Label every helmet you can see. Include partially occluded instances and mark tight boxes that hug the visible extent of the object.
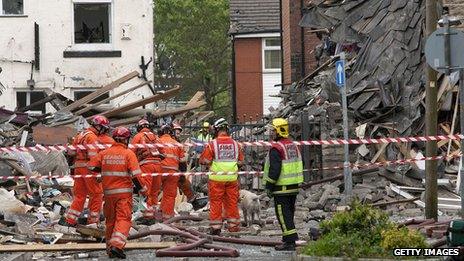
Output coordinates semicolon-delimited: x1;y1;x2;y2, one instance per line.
91;115;110;133
112;127;131;141
271;118;289;138
137;119;150;131
160;124;173;135
213;118;229;131
172;123;182;132
202;122;210;129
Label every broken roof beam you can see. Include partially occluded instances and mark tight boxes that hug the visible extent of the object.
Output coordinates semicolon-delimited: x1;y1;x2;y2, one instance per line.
59;71;139;113
74;81;151;116
16;92;59;112
98;86;181;118
111;100;207;126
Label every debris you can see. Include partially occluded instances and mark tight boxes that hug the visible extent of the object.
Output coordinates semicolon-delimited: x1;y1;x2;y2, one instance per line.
0;242;176;252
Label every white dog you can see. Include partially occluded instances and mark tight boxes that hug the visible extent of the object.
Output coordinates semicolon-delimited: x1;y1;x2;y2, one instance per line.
239;190;262;227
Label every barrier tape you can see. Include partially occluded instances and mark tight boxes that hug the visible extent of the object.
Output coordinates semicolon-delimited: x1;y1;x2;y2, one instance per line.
1;134;463;152
1;154;461;181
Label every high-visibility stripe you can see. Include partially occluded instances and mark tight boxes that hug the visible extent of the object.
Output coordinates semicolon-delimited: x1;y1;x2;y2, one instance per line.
112;231;127;241
109;237;125;246
139;159;160;165
210;220;223;225
74;162;87;168
264;176;276;184
131;169;142;176
101;171;129;177
104;187;132;195
227;218;240;223
282;229;297;236
67;209;81;215
164;153;179;160
162;166;179;171
89;211;99;217
65;213;78;220
88;152;97;157
277;204;288;232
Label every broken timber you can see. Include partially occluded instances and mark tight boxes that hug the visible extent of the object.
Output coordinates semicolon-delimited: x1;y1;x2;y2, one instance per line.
98;86;181;119
58;71;139;113
390;183;443;215
74;81;151;116
111;99;207;126
0;242;176;252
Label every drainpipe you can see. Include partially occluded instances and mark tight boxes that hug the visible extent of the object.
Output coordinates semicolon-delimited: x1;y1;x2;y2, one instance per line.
279;0;284;83
231;35;237;124
300;0;306;78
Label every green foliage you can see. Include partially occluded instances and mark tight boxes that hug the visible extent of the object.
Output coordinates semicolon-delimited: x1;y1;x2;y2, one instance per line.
304;201;428;258
154;0;231;117
381;227;427;251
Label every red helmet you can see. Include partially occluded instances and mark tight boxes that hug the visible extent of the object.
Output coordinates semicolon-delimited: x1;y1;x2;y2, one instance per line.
160;124;172;135
138;119;149;126
91;115;110;129
172;123;182;132
112;127;131;140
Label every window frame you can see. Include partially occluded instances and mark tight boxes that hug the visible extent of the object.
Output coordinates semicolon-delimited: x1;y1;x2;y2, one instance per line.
71;0;113;51
262;37;282;73
0;0;25;16
16;90;46;114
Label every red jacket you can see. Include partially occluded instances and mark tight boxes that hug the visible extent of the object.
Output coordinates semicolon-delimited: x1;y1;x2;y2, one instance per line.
159;134;185;172
131;128;161;165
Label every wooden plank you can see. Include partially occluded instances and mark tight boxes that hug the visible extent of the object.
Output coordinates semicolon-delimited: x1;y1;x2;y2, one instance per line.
440;123;461;149
185;91;205;107
371;143;388;163
74;81;151;116
111;100;206;126
99;86;181;118
59;71;139;112
32;125;78;145
0;242;176;252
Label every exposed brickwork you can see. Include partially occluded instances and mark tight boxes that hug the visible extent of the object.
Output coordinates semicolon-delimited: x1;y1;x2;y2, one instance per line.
281;0;320;85
234;38;263;123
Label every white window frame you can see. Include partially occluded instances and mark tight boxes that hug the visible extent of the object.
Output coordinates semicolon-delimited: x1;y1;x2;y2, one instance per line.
16;90;46;114
0;0;25;16
262;37;281;73
71;0;114;51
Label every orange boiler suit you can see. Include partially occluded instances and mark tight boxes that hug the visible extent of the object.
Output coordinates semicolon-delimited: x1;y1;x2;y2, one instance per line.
131;128;162;218
88;143;143;251
200;133;244;232
65;128;114;225
159;134;185;220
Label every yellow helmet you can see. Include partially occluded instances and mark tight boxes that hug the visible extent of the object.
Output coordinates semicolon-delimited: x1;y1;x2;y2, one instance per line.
271;118;289;138
202;122;210;128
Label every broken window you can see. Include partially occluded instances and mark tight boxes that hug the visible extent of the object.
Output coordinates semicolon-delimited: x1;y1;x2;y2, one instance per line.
74;90;109;104
1;0;23;15
74;3;110;43
263;38;281;71
16;91;46;113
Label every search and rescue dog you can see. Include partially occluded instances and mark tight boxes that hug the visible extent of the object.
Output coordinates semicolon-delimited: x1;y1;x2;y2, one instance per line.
239;190;264;227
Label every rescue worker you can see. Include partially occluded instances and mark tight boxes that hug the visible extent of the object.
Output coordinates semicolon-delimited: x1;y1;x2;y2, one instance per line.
263;118;304;251
88;127;146;259
158;124;185;220
61;115;111;227
131;119;163;219
200;118;243;235
172;123;205;210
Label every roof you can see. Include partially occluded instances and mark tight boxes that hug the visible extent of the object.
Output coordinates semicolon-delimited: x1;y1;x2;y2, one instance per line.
229;0;280;35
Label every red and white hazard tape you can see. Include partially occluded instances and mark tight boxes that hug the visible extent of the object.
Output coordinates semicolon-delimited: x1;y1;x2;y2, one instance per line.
1;153;461;181
1;134;463;152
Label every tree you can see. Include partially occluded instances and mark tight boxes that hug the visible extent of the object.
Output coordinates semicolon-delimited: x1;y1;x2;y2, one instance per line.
153;0;231;117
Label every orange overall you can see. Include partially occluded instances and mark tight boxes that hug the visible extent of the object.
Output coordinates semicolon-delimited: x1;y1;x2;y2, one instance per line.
159;134;185;220
131;128;162;218
200;133;243;232
88;143;143;251
65;128;113;225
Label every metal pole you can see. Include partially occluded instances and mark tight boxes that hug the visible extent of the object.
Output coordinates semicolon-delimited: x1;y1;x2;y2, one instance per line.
301;111;311;182
425;0;439;220
340;52;352;197
459;69;464;215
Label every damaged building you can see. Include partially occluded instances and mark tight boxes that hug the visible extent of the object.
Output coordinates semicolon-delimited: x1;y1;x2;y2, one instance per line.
0;0;155;114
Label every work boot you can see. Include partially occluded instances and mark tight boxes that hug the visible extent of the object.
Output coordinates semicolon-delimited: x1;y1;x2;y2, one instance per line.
191;196;208;210
109;247;126;259
58;217;76;227
274;242;296;251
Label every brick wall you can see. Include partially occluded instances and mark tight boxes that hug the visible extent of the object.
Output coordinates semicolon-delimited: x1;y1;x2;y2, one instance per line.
234;38;263;123
281;0;320;84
